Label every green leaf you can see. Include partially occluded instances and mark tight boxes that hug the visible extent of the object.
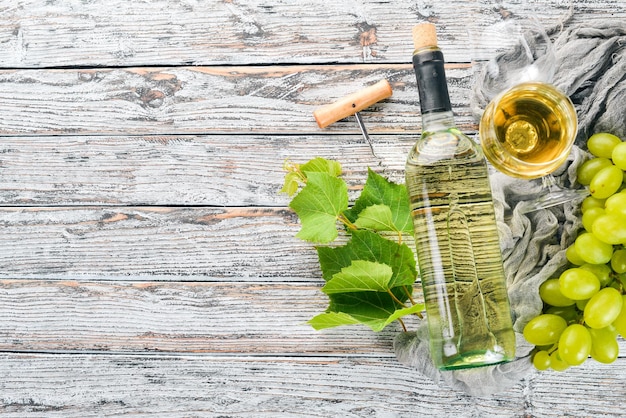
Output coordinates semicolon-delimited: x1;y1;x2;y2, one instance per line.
345;168;413;234
307;312;361;330
280;171;301;196
300;157;342;178
316;230;416;288
383;303;425;328
354;204;397;232
289;171;348;243
326;290;419;332
322;260;393;294
307;302;423;332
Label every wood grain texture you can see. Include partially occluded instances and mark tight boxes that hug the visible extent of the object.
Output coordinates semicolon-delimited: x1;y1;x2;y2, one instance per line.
2;0;616;68
1;278;623;357
1;353;626;417
0;134;415;206
1;0;622;68
0;64;476;136
0;354;527;417
0;206;326;280
0;279;410;354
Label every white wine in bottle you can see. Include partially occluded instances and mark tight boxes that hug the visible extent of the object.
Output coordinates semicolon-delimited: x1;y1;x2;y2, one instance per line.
405;23;516;370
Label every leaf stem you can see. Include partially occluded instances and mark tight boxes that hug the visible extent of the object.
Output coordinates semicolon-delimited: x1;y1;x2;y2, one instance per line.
403;286;416;304
387;289;407;308
398;317;407;332
338;213;358;231
403;285;423;319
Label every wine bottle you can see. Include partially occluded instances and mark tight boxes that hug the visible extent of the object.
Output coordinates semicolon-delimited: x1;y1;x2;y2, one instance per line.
405;23;516;370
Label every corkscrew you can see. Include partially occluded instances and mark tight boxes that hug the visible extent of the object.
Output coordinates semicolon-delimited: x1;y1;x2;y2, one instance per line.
313;79;393;159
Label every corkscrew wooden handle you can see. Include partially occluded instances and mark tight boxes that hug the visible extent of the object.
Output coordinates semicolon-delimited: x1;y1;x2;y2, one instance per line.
313;79;393;128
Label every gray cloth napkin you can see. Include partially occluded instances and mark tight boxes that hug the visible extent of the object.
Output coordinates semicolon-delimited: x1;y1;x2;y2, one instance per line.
394;20;626;396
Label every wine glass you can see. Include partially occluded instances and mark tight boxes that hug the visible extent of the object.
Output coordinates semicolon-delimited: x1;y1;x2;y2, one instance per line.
471;11;588;213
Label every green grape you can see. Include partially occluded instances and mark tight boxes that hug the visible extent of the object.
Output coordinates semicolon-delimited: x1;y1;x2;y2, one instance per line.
582;207;605;233
577;158;614;186
611;249;626;274
589;326;619;364
583;287;623;329
580;263;613;287
574;232;614;264
611;140;626;170
589;165;623;199
605;192;626;218
612;296;626;337
587;132;622;158
559;268;601;300
523;314;568;346
539;278;575;307
550;350;570;371
532;350;552;371
558;324;592;366
591;213;626;245
576;298;590;311
565;244;585;265
546;305;581;324
581;196;607;213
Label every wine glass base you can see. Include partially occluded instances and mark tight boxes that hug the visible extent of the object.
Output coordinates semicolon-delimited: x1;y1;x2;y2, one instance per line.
519;188;589;214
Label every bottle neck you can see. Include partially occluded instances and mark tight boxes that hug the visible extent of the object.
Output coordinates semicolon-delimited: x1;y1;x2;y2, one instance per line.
421;110;456;133
412;47;453;129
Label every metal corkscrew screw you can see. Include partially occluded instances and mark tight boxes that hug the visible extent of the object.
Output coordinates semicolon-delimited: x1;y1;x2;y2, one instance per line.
313;79;393;158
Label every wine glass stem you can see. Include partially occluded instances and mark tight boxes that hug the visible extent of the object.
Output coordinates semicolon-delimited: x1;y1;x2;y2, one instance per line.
542;174;559;193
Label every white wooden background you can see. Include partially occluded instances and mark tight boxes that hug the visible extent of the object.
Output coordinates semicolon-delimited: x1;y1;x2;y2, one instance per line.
1;1;625;416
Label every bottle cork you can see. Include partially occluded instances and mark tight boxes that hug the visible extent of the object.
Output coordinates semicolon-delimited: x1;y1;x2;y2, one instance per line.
412;23;438;50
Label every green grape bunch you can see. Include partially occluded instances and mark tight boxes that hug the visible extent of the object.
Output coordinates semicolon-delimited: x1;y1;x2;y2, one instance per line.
527;133;626;372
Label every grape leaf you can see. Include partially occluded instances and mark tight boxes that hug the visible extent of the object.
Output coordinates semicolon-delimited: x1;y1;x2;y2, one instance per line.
354;204;397;232
282;157;422;333
308;302;423;331
281;158;341;197
325;290;422;332
345;168;413;234
307;312;361;330
280;171;301;196
289;171;348;243
300;157;342;177
382;303;424;328
316;229;416;288
322;260;393;294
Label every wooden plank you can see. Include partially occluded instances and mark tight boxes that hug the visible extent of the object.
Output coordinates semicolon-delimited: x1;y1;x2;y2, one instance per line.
1;353;626;416
0;353;525;416
0;279;414;355
3;278;624;357
0;0;626;68
0;64;477;136
0;206;328;280
0;134;420;206
0;1;619;68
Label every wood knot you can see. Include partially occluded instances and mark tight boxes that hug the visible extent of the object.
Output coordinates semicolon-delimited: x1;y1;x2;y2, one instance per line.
356;22;378;60
140;89;165;108
358;24;377;47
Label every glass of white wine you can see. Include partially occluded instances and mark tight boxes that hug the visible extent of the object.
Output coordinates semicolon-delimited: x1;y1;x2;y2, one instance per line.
471;10;588;213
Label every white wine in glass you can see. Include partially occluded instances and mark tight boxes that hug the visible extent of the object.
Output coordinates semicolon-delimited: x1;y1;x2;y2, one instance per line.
480;81;588;213
479;81;578;179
